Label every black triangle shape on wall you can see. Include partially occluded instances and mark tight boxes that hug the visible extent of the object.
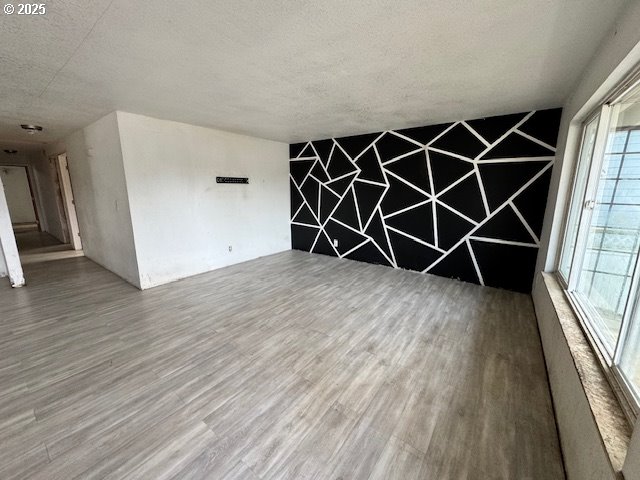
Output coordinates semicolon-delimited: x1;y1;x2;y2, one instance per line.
332;188;360;230
428;243;480;285
380;175;430;216
298;143;316;158
385;202;435;246
517;108;562;147
512;168;552;238
428;150;474;194
384;151;431;194
312;139;334;166
309;161;329;183
466;112;527;144
364;210;393;260
387;230;441;271
291;224;320;251
375;132;422;162
292;203;318;226
478;132;554;160
346;240;393;267
474;205;534;243
470;240;538;293
436;204;475;251
290;143;307;159
355;147;386;184
478;161;549;212
290;178;303;217
319;186;341;224
312;230;337;257
430;123;486;159
438;174;486;223
336;133;380;161
300;177;320;218
354;181;387;228
327;146;358;179
326;172;357;197
324;220;368;256
290;159;315;185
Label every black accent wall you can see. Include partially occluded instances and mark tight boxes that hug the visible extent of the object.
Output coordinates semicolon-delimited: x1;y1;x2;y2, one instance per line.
289;109;561;293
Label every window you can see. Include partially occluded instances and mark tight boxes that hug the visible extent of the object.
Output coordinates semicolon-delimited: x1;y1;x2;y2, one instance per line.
559;76;640;416
558;114;599;280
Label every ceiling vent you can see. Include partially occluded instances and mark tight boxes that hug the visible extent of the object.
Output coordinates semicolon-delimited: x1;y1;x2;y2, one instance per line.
20;124;43;134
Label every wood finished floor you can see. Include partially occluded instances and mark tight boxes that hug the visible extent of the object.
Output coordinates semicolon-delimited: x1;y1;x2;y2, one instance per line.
0;251;564;479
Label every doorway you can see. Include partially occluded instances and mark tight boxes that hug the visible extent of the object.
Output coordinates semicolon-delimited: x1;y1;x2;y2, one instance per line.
5;153;84;265
0;165;39;232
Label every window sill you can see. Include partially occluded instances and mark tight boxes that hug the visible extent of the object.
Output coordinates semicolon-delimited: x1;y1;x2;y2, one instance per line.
541;272;632;475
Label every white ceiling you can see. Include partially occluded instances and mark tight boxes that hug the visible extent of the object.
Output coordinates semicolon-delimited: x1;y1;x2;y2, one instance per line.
0;0;630;146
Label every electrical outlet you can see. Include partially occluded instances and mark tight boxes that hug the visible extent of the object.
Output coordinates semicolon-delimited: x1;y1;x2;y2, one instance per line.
228;245;232;252
333;239;338;248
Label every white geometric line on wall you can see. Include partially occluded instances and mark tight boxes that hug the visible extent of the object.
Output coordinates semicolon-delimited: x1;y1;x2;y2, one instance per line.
354;177;388;187
466;239;485;286
383;170;433;199
427;147;474;163
514;130;557;152
509;201;540;245
382;199;432;220
381;148;426;166
293;183;323;226
474;164;492;217
426;122;459;147
477;156;554;164
468;236;539;248
435;170;477;198
341;238;371;259
462;121;491;147
472;111;535;161
386;225;443;253
425;150;439;249
350;132;387;162
389;130;425;148
435;199;480;226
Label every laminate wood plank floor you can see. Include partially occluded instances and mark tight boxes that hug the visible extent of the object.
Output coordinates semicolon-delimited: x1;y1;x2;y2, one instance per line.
0;251;565;479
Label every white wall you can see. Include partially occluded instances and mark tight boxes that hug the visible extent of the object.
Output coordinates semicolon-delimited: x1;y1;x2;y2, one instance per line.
116;111;290;289
0;166;36;224
532;276;619;480
533;1;640;479
64;112;141;287
626;430;640;479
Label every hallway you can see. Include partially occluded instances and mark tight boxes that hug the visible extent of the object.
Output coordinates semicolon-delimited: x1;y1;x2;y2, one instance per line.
15;230;83;265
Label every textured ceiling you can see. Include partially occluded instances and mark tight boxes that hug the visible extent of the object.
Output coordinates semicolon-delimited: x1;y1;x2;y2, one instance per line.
0;0;630;147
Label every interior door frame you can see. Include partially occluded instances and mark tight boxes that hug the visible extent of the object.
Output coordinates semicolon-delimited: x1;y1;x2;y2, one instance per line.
54;153;82;250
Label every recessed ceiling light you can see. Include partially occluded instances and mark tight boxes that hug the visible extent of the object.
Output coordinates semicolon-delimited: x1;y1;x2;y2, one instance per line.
3;149;18;154
20;124;43;134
